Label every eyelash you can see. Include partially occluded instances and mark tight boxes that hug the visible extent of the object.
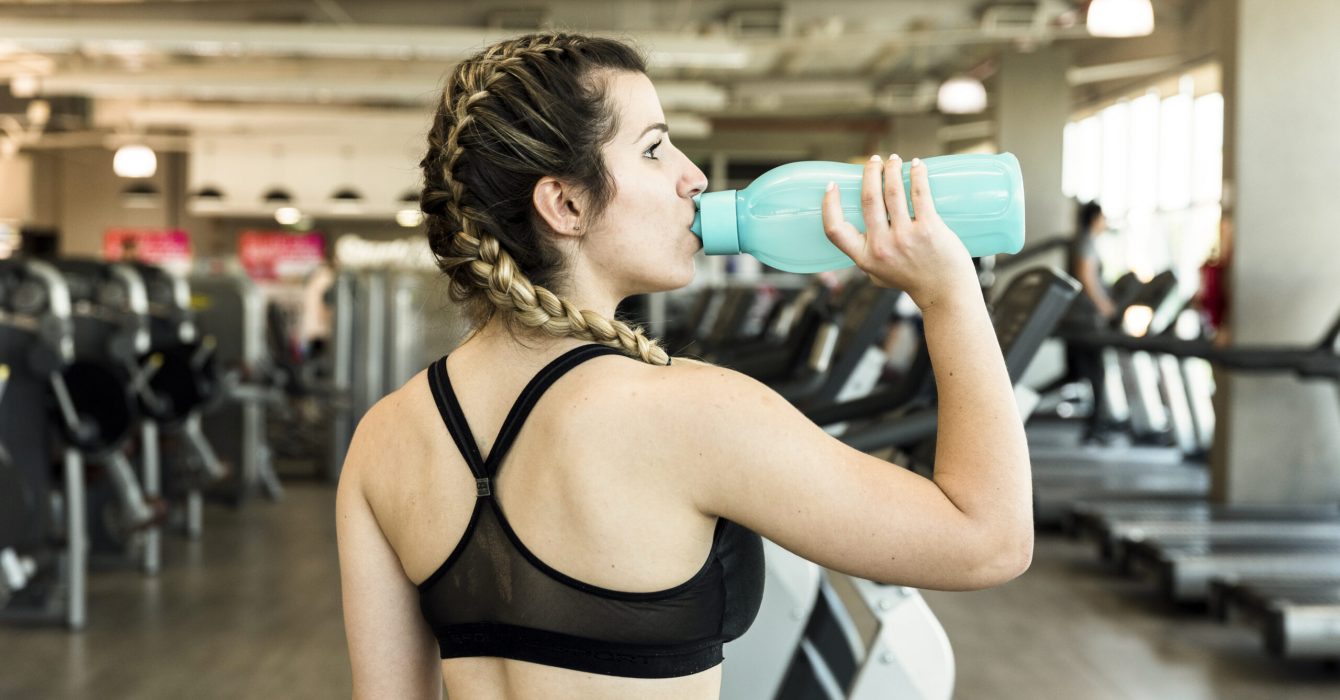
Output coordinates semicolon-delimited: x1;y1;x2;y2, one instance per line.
643;139;663;160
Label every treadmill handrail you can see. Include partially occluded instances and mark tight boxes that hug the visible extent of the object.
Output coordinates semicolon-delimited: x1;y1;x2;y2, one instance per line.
1060;314;1340;379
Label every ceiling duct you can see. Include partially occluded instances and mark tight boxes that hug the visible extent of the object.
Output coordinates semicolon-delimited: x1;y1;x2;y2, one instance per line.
937;120;995;143
875;81;940;115
3;19;750;74
735;79;874;113
121;180;161;209
0;93;91;133
978;2;1040;35
724;6;788;38
978;0;1076;37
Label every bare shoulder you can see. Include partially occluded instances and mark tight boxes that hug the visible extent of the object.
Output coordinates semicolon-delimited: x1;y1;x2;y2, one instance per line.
339;369;443;498
520;352;758;451
558;353;820;481
557;353;774;424
643;356;808;438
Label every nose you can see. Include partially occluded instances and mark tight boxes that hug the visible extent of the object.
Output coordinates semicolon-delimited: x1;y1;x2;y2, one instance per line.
681;159;708;199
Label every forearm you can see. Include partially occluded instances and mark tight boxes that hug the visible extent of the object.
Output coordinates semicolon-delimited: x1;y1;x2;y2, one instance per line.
921;289;1032;552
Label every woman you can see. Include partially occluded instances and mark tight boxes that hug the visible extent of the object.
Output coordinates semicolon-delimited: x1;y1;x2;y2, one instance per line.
1060;200;1119;443
337;33;1032;700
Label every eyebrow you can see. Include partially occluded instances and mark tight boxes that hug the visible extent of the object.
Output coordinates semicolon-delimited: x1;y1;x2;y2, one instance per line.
636;122;669;142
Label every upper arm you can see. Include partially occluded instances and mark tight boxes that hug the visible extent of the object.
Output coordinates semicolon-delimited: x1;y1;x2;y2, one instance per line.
337;405;443;700
658;362;1026;591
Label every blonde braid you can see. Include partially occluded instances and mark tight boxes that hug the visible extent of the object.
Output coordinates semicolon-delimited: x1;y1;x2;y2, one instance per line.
432;35;670;366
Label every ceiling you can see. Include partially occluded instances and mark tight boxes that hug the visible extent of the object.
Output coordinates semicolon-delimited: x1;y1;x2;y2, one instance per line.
0;0;1198;147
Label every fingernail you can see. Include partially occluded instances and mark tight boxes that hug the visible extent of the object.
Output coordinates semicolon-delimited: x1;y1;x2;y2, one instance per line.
826;181;835;192
889;154;900;163
870;154;881;162
911;157;922;167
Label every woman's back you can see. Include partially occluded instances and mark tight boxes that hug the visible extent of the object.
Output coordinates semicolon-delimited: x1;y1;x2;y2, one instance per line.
350;338;752;699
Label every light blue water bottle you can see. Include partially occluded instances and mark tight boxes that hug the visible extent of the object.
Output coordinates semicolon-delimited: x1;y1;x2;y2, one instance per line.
690;153;1026;273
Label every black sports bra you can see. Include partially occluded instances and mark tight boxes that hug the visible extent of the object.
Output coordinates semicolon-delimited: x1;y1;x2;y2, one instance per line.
417;344;765;678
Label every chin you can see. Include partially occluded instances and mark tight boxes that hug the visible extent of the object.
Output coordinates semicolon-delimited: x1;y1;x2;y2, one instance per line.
667;254;698;289
632;258;696;295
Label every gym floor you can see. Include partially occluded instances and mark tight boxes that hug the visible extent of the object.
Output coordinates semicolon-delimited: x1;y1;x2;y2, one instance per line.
1;483;1336;699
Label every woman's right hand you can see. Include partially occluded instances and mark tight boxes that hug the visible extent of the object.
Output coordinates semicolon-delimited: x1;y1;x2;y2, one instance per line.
821;154;980;311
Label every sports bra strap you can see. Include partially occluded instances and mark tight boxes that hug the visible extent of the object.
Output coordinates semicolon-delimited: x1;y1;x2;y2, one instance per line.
428;344;625;492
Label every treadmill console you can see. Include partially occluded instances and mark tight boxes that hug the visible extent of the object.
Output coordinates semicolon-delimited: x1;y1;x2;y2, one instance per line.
991;268;1081;382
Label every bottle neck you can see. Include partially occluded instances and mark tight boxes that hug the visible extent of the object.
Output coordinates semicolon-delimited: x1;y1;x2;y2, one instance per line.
691;190;741;255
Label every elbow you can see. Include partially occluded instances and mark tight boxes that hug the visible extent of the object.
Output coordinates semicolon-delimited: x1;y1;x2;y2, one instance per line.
969;530;1034;589
1000;530;1035;583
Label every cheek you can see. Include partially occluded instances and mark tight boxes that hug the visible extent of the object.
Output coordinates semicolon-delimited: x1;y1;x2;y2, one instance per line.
603;170;695;284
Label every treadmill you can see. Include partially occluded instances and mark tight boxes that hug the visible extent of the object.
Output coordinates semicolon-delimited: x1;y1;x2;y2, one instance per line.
714;279;833;384
1127;538;1340;603
681;285;758;357
710;279;827;366
1071;501;1340;567
1027;271;1145;451
1031;271;1213;525
746;277;903;409
1071;309;1340;612
1033;270;1184;458
1187;319;1340;656
812;267;1081;456
664;286;717;352
1208;576;1340;659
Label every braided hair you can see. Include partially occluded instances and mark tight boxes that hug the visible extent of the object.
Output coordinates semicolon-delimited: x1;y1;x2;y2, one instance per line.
421;32;669;365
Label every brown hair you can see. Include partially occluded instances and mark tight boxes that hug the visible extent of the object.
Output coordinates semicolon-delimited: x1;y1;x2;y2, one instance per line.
420;32;669;365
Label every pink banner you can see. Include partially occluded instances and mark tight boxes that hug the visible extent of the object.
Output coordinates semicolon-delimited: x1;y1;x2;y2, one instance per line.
238;231;326;281
103;229;192;274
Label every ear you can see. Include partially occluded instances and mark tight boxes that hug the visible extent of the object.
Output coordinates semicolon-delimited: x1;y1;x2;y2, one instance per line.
532;176;585;240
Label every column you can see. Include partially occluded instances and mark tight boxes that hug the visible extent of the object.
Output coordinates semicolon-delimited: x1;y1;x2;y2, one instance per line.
1213;0;1340;503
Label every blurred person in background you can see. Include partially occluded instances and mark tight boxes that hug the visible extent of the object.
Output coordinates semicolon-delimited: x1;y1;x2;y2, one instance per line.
1195;209;1233;345
1058;200;1120;444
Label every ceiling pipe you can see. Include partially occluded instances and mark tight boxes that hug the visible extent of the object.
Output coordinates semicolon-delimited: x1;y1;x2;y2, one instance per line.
1066;55;1183;85
0;19;750;68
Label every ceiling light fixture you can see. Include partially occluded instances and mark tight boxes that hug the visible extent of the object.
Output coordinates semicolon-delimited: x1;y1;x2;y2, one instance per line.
189;140;227;211
262;187;293;205
396;189;424;228
190;185;226;211
937;76;988;115
113;144;157;178
274;206;303;226
1087;0;1156;38
330;186;364;214
9;73;38;98
121;181;161;208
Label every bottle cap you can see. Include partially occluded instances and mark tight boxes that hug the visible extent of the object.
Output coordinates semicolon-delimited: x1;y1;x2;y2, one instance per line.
690;191;740;255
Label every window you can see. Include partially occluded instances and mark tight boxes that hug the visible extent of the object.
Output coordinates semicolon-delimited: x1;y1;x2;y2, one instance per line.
1062;64;1224;295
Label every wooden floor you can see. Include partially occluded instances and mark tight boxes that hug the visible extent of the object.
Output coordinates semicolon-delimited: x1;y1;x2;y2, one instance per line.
921;536;1340;700
2;483;1337;699
0;484;351;699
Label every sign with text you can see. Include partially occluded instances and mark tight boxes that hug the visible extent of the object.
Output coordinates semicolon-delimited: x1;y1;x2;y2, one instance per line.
103;228;193;275
237;231;326;281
